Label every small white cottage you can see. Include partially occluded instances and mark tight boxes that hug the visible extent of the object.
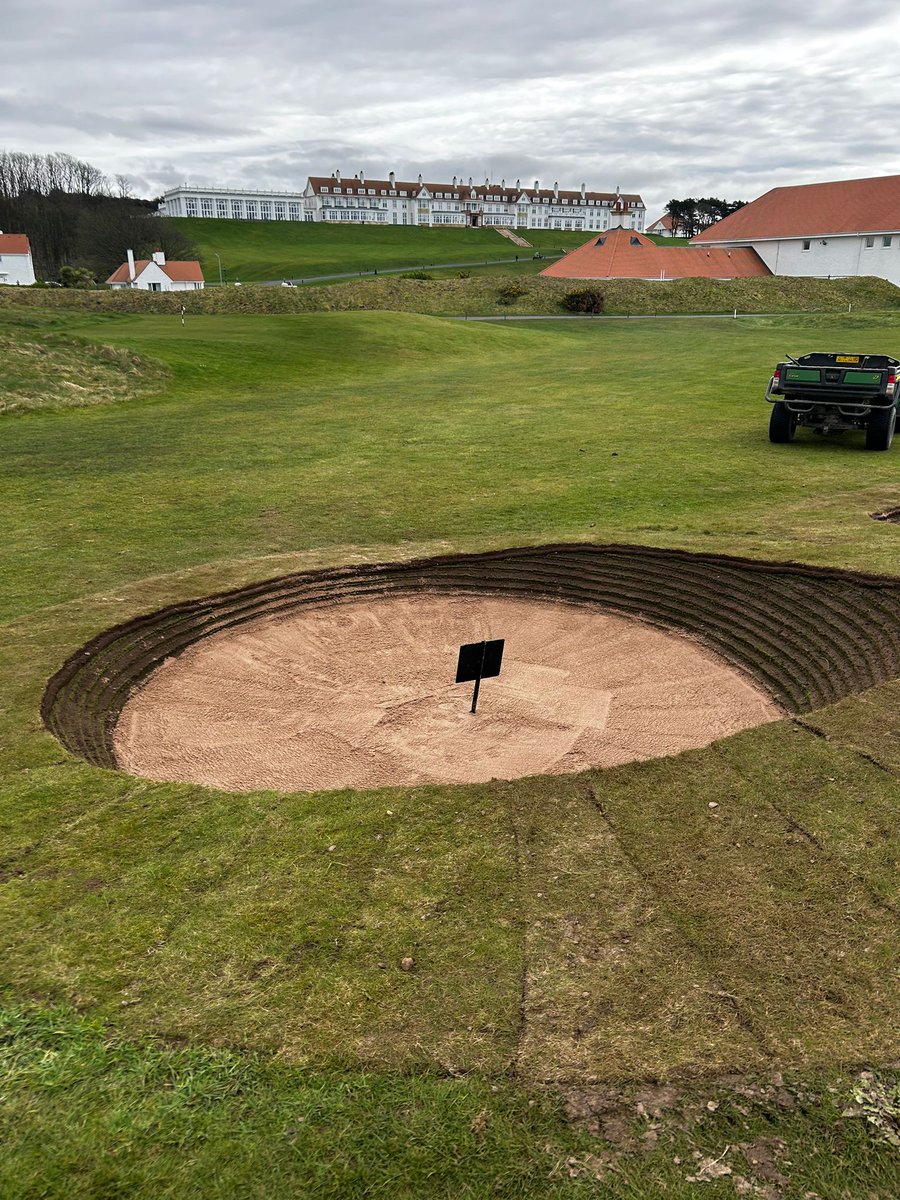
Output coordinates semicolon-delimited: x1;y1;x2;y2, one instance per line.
106;249;204;291
0;233;36;286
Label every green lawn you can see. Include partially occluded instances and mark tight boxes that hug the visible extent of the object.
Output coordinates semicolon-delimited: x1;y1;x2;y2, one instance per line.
166;216;595;281
1;305;899;1197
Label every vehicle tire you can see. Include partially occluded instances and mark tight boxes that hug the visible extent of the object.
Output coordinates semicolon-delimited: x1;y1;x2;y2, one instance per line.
865;406;896;451
769;402;796;443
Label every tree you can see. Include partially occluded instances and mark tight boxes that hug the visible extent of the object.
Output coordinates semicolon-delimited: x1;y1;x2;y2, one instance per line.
665;196;747;238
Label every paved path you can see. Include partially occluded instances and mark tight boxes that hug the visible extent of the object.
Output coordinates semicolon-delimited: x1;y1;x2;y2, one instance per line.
447;311;804;322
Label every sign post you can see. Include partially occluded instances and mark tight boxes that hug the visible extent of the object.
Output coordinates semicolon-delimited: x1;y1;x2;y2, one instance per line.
455;639;504;714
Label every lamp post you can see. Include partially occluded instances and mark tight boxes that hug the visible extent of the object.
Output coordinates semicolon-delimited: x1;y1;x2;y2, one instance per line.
214;253;224;286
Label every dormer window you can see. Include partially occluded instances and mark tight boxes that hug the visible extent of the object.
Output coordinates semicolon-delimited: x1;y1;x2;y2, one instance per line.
334;187;342;193
368;189;375;195
322;187;329;193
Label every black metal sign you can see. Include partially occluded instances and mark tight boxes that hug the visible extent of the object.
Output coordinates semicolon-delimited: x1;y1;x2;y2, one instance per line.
455;639;504;713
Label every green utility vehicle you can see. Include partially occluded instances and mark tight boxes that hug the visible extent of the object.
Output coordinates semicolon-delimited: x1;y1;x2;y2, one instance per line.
766;352;899;450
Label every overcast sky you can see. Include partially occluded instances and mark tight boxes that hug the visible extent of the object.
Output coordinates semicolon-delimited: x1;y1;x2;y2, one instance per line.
3;0;898;217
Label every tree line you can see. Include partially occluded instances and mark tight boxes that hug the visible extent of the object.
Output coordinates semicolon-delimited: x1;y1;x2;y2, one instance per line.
0;150;196;282
664;197;746;239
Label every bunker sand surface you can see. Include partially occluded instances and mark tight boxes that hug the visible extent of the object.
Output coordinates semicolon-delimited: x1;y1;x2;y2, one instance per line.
114;595;780;792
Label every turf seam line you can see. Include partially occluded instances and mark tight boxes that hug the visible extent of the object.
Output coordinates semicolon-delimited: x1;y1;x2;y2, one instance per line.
584;778;776;1059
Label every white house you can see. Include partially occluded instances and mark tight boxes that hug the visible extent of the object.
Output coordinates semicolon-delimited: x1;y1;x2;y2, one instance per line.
106;249;204;291
0;233;36;285
646;213;677;237
159;173;646;234
692;174;900;286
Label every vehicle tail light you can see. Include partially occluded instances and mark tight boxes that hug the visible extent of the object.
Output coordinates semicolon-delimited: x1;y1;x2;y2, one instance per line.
772;368;781;386
888;373;896;394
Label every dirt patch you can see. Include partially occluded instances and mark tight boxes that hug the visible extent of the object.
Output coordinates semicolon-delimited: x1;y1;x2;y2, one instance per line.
113;595;779;792
871;505;900;523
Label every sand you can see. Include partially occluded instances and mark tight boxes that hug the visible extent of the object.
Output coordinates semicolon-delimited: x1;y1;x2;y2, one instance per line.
113;594;781;792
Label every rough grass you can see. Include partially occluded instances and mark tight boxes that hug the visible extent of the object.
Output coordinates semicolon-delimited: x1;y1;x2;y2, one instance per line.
2;306;900;1196
3;272;899;319
0;329;169;415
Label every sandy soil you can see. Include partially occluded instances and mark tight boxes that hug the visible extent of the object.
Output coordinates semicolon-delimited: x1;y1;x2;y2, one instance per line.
114;594;781;792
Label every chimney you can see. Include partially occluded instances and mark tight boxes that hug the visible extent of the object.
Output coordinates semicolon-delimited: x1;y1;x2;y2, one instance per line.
359;170;365;184
452;175;457;186
581;182;586;199
126;249;136;282
418;173;423;185
484;176;489;187
468;176;473;187
516;178;520;190
501;178;505;189
152;249;166;266
335;169;341;183
553;181;559;197
389;171;395;187
534;179;539;190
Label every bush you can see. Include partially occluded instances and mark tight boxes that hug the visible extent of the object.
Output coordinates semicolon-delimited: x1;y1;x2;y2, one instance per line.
400;271;434;281
58;265;96;290
456;270;471;279
496;280;529;305
561;287;605;314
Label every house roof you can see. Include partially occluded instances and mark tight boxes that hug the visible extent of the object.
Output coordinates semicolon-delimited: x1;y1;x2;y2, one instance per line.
647;213;674;231
693;174;900;243
0;234;31;255
106;258;204;284
306;175;642;207
540;227;770;280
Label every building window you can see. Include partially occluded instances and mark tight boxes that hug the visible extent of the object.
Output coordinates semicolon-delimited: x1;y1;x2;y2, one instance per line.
274;202;286;219
865;236;875;247
185;197;198;216
246;201;258;219
200;198;213;217
802;240;811;250
884;236;892;247
231;200;243;219
288;203;300;220
216;199;228;218
260;202;272;219
321;187;329;193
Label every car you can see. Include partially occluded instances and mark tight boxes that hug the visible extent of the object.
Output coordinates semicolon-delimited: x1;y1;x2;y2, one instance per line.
280;280;296;287
766;352;899;450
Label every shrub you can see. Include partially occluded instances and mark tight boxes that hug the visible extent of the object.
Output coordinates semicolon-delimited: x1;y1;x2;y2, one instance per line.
496;280;529;305
456;270;471;279
58;265;96;289
561;287;605;314
400;271;434;281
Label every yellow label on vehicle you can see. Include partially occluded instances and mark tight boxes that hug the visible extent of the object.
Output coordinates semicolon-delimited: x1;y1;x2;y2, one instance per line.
836;355;860;363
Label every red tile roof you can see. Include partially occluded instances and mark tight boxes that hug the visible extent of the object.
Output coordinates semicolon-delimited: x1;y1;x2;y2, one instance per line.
540;227;770;280
106;258;204;284
306;175;642;206
647;213;674;232
693;174;900;243
0;234;31;255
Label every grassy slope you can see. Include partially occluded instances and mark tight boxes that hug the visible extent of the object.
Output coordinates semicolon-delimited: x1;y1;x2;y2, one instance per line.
1;306;899;1196
166;216;592;281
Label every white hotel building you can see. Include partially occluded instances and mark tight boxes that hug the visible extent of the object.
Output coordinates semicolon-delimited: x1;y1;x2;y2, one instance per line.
158;172;645;234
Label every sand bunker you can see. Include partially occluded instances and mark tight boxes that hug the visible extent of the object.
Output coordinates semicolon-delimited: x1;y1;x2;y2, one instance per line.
113;594;780;792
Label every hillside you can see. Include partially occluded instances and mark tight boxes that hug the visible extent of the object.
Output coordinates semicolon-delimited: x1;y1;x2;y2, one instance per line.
162;216;595;281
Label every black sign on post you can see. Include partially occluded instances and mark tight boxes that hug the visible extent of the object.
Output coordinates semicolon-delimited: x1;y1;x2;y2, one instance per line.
455;639;504;713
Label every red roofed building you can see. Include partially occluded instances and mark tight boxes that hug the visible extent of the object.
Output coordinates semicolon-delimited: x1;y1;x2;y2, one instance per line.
539;228;769;281
646;213;677;237
106;249;204;291
0;232;36;286
692;175;900;285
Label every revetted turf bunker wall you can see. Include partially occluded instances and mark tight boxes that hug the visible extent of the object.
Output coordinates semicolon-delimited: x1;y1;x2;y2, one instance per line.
42;543;900;772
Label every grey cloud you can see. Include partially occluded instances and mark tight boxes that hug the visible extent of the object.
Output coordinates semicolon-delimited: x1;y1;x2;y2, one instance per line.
0;0;896;219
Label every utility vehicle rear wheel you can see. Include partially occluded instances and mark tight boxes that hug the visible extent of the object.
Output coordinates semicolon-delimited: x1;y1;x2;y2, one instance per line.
769;402;796;443
866;406;897;451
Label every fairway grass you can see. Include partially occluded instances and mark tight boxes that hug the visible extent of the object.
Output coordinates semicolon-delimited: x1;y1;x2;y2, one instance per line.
1;305;899;1197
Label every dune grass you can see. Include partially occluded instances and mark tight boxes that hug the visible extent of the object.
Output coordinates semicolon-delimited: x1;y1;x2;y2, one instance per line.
1;304;899;1196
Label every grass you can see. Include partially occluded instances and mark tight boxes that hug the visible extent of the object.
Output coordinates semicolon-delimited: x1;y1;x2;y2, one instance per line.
165;216;592;282
1;301;900;1195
